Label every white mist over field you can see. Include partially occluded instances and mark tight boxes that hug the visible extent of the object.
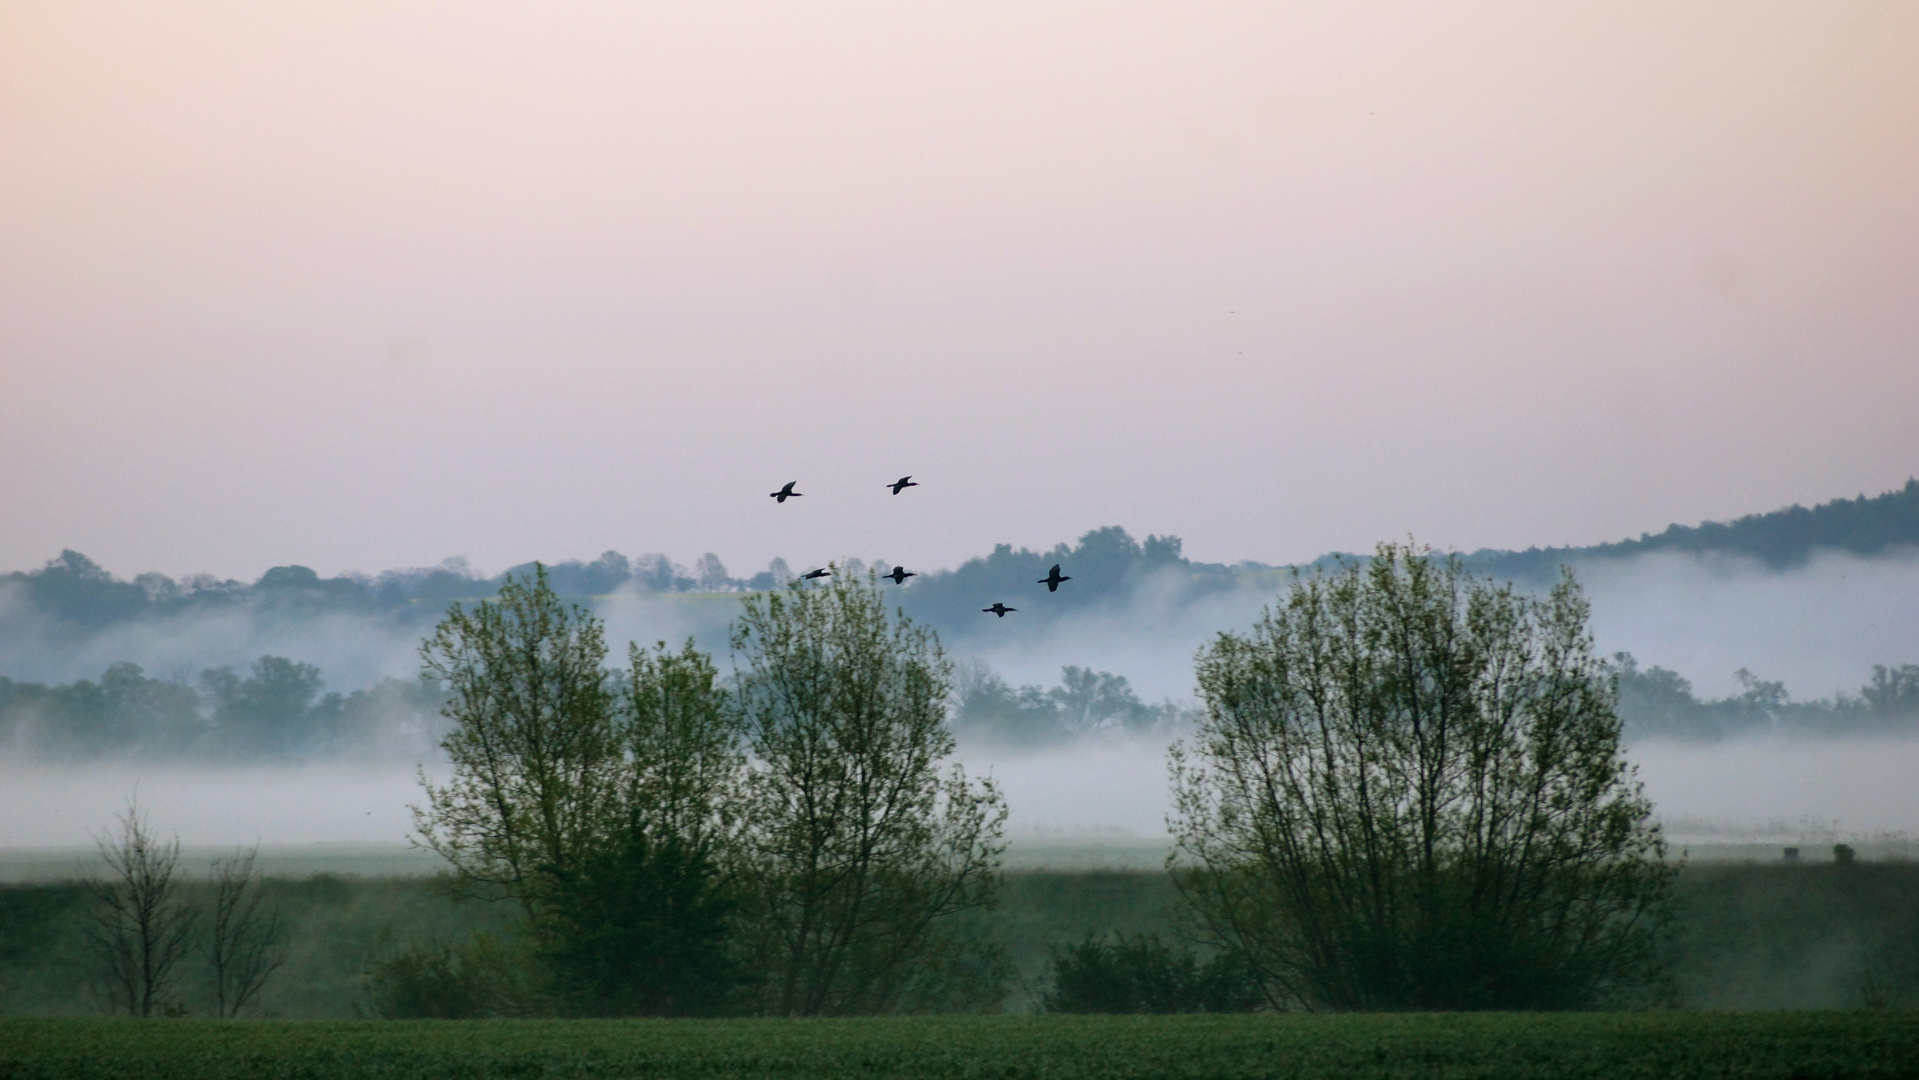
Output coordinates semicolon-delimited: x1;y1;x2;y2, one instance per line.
956;548;1919;705
0;762;429;848
1579;549;1919;700
4;548;1915;704
5;732;1916;852
2;549;1916;851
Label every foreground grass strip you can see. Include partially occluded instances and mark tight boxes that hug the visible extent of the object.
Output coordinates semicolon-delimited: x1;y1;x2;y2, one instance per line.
3;1012;1917;1080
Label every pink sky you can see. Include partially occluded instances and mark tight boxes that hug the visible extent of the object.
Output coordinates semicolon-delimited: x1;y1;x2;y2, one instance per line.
3;1;1916;581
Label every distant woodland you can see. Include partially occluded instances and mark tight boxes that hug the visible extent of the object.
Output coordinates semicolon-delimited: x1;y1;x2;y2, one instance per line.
5;478;1915;632
2;649;1915;763
3;479;1917;761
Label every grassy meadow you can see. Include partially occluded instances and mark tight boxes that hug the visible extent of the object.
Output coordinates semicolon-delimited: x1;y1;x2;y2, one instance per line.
4;860;1919;1017
3;1012;1918;1080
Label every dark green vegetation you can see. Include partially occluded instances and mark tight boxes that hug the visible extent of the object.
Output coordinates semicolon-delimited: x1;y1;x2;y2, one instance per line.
4;1011;1919;1080
400;569;1005;1018
1042;933;1262;1014
1174;547;1670;1011
5;865;1918;1017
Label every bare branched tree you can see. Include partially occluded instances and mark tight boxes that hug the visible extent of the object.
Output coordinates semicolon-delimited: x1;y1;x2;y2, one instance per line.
86;797;197;1016
207;846;288;1017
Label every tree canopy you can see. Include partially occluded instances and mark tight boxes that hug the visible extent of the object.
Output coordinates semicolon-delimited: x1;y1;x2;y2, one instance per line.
1172;544;1673;1010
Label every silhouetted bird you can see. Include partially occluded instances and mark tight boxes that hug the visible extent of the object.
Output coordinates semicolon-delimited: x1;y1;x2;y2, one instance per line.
884;565;916;585
982;602;1016;617
801;567;830;581
1038;564;1071;592
770;481;802;503
888;475;919;495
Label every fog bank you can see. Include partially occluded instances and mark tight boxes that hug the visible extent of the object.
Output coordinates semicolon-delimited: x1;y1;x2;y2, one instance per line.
6;729;1913;853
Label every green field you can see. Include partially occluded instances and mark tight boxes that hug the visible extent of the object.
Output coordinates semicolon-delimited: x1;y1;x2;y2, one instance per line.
3;1012;1918;1079
6;864;1919;1017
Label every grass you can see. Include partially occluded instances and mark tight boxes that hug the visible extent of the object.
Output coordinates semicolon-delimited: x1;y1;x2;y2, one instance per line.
3;1012;1918;1079
6;864;1918;1018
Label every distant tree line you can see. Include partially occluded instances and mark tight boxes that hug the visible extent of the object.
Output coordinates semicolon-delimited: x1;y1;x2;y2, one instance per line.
1463;478;1919;581
10;478;1917;644
0;549;759;632
0;530;1272;648
6;648;1914;763
949;662;1197;747
0;660;447;762
1611;654;1919;741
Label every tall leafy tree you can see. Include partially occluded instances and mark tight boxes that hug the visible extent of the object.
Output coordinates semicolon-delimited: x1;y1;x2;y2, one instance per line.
1171;543;1672;1011
729;572;1007;1015
414;564;621;911
411;568;741;1015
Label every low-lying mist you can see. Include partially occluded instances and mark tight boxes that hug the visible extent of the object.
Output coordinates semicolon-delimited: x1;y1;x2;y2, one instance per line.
7;730;1916;854
3;547;1916;850
5;547;1915;706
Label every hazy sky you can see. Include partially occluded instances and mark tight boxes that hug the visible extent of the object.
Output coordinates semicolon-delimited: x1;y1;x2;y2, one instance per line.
4;2;1916;582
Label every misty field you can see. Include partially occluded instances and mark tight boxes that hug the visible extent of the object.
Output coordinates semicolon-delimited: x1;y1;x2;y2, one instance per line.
4;1012;1918;1080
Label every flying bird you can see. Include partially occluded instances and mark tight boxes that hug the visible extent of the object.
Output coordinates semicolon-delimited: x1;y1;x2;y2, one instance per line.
887;475;919;495
801;567;831;581
982;602;1016;617
884;566;916;585
770;481;802;503
1038;564;1071;592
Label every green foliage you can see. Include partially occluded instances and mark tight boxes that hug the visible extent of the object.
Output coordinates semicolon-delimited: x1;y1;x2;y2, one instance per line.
1675;863;1919;1010
617;640;741;848
6;1012;1919;1079
412;567;747;1016
730;573;1008;1015
415;564;623;912
537;819;740;1017
1174;544;1673;1011
10;865;1919;1017
1042;933;1261;1014
364;933;529;1019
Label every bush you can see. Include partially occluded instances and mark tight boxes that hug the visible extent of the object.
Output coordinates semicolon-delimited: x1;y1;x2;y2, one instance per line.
364;935;522;1019
1041;933;1262;1013
538;818;741;1016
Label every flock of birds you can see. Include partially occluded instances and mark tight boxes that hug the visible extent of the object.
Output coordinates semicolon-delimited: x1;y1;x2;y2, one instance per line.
769;477;1069;617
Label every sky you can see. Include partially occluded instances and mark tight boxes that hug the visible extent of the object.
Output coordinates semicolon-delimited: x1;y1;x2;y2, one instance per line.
3;1;1916;583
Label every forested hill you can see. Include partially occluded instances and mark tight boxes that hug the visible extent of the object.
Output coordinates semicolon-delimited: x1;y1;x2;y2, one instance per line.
4;479;1915;635
1461;478;1919;582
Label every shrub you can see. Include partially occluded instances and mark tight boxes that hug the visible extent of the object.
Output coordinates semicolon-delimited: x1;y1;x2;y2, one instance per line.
1042;933;1262;1013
